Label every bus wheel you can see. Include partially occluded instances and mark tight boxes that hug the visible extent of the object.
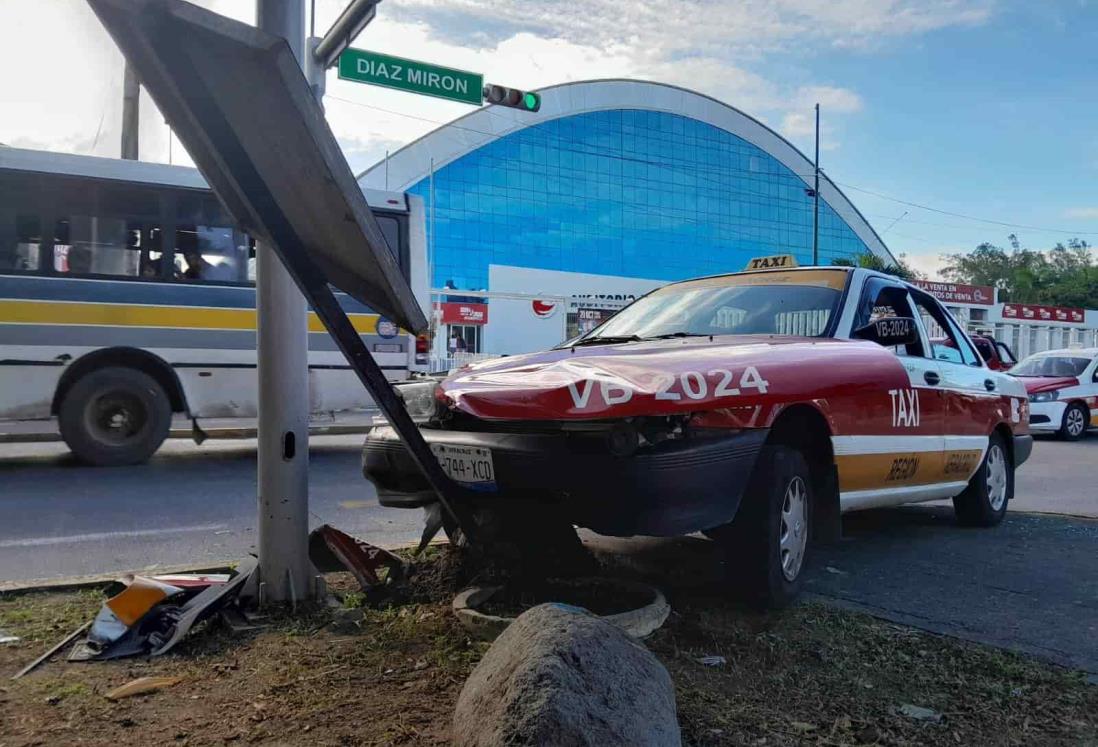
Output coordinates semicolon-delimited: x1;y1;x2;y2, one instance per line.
59;367;171;466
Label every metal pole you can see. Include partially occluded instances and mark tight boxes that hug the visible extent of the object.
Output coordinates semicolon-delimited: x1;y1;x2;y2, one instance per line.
812;102;819;266
121;61;140;159
255;0;312;603
429;157;435;291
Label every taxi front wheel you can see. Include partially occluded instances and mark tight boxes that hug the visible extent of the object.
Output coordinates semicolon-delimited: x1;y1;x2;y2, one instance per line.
709;445;812;609
953;432;1012;527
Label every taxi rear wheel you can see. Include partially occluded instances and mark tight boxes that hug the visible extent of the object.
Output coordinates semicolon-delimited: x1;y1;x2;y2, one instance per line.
953;432;1012;527
709;445;812;609
1059;402;1088;441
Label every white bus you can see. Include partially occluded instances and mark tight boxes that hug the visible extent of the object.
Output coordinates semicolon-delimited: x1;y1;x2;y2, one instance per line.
0;147;429;465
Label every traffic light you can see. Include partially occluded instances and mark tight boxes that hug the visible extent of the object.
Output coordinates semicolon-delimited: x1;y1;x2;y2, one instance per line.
483;84;541;112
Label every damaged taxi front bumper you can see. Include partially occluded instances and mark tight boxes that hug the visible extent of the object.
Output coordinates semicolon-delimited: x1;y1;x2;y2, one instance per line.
361;424;769;537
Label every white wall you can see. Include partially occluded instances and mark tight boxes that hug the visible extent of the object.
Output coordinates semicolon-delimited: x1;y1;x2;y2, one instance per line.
484;265;665;355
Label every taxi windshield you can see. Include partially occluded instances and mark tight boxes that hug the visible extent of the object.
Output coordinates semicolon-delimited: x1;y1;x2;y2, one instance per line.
1011;355;1091;377
582;270;847;342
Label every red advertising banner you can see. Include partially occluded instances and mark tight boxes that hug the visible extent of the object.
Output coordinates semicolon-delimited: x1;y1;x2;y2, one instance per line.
914;280;995;305
1001;303;1085;324
437;302;488;325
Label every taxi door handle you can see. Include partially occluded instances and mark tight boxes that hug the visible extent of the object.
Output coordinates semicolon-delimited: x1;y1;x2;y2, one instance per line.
924;371;940;386
984;379;996;392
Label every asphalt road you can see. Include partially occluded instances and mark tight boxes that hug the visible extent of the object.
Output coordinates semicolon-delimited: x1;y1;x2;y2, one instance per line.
1008;432;1098;517
0;431;1094;584
0;435;423;586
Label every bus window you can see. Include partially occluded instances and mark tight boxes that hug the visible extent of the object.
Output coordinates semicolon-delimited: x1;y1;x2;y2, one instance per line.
173;224;246;283
0;213;43;272
52;216;147;277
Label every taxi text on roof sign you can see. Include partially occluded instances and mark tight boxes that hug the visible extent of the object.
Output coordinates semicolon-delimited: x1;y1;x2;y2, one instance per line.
745;254;799;270
338;48;483;106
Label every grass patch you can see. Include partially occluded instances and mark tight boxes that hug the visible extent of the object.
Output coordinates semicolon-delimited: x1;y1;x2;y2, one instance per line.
0;589;100;646
0;547;1094;746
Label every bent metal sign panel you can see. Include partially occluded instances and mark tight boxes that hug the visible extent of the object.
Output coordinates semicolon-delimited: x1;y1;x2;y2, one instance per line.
914;280;995;305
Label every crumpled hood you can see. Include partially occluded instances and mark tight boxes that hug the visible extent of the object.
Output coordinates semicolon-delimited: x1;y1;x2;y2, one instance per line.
1017;375;1079;394
439;335;903;421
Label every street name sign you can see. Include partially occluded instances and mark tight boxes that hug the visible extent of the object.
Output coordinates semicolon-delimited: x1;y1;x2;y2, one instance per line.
338;48;482;105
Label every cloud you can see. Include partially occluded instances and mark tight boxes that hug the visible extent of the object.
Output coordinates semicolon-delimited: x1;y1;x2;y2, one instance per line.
0;0;991;170
780;112;816;139
795;85;864;113
900;249;955;279
388;0;993;55
778;86;862;149
1063;207;1098;220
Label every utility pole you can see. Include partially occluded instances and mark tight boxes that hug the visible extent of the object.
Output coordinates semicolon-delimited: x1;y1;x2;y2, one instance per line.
121;61;139;159
255;0;312;604
812;102;820;266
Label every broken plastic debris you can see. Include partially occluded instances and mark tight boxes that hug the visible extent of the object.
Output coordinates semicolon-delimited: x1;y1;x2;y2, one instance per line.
898;703;943;723
150;574;231;588
106;676;182;700
68;558;258;662
86;576;185;650
697;655;726;667
0;630;19;645
308;524;405;592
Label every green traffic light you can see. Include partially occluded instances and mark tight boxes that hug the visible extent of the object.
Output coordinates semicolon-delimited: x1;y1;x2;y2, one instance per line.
523;92;540;111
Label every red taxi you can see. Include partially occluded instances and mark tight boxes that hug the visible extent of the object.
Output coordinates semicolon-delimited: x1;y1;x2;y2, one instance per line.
364;267;1031;606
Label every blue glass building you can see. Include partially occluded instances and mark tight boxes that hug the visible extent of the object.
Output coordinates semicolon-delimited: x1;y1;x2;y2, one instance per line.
359;79;893;293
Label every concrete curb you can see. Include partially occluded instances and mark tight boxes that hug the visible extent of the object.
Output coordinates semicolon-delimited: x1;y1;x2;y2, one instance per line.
0;537;449;595
0;561;241;595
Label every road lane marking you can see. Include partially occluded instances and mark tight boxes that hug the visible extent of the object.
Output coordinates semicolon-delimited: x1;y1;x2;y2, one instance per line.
0;524;230;548
338;500;374;509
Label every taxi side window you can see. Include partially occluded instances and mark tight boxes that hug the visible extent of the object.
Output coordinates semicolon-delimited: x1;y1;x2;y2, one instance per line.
854;281;924;357
912;294;980;367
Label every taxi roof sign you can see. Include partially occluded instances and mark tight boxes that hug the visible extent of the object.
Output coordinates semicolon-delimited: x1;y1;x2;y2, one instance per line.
746;254;799;270
86;0;427;334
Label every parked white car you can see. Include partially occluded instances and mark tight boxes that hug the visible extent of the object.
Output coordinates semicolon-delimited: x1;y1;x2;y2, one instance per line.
1011;348;1098;440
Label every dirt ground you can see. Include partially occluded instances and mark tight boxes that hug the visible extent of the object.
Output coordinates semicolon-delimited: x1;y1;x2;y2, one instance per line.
1;547;1095;746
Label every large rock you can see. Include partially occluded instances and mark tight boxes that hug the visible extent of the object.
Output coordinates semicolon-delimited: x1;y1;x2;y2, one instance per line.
453;603;681;746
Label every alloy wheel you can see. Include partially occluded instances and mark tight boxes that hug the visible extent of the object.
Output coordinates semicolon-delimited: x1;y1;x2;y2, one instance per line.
1066;407;1086;438
779;476;808;581
986;444;1008;511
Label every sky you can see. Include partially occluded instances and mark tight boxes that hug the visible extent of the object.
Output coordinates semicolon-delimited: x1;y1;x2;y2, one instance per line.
3;0;1098;278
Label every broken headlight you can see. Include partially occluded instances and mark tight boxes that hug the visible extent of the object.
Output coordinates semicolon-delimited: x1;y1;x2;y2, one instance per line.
395;380;443;423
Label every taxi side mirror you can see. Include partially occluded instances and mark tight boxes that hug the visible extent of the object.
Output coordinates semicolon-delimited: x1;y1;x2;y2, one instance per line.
853;316;919;348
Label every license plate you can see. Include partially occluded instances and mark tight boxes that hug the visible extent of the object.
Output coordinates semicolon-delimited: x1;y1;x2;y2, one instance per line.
430;443;497;491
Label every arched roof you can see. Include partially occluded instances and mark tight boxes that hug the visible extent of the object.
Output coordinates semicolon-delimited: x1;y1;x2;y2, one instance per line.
358;78;894;264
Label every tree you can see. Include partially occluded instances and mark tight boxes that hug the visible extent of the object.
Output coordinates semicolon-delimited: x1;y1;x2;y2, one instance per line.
831;251;921;281
940;236;1097;308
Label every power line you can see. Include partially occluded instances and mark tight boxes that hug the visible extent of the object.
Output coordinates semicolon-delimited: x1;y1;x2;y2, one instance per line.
880;210;907;236
835;182;1098;236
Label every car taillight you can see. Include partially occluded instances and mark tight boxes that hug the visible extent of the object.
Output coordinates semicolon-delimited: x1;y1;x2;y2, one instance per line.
415;335;429;354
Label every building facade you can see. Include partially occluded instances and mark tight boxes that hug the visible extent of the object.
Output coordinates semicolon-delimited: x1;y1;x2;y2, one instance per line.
358;79;895;355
